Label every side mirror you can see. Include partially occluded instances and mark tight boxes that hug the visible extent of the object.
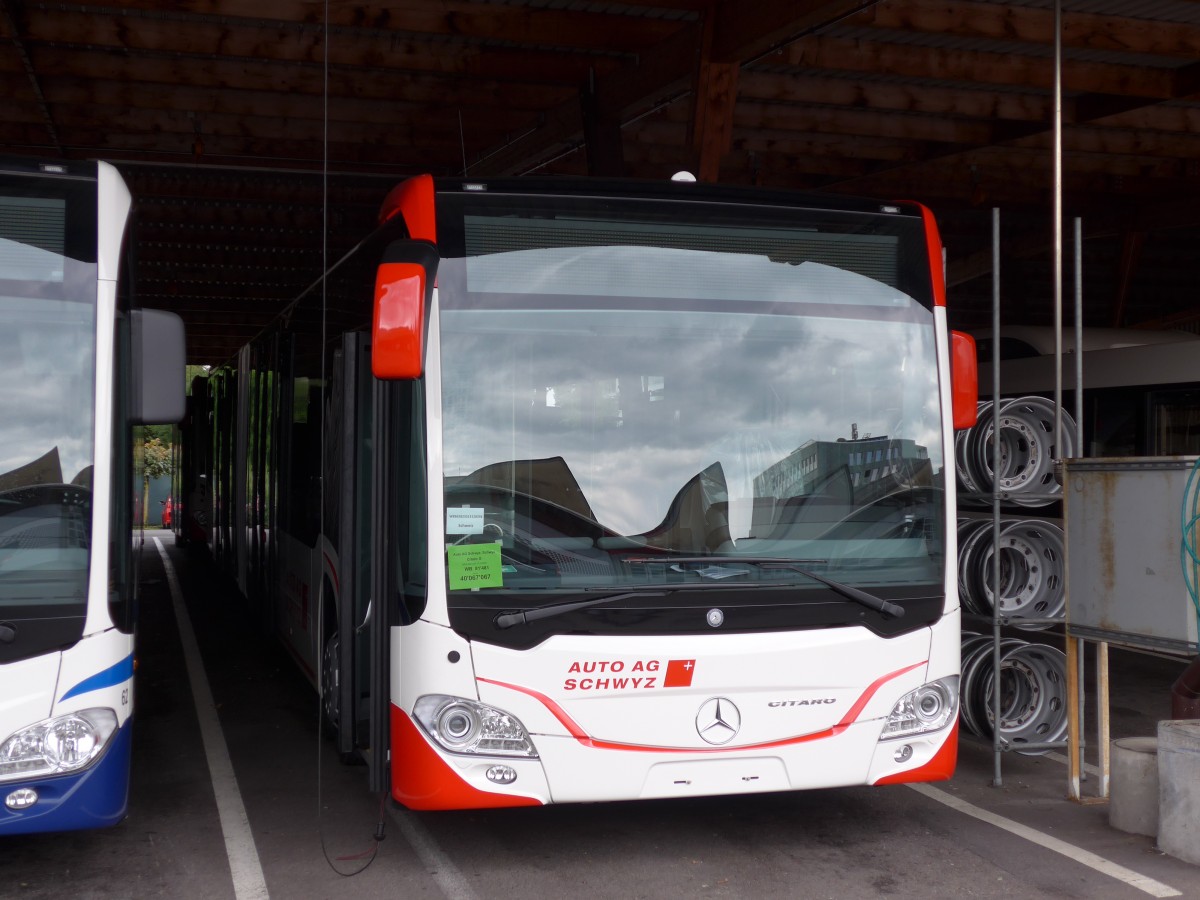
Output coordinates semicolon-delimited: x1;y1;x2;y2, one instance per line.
950;330;978;430
131;308;186;424
372;241;440;380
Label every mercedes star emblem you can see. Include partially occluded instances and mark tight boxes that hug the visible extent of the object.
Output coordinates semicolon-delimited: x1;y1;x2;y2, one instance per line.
696;697;741;745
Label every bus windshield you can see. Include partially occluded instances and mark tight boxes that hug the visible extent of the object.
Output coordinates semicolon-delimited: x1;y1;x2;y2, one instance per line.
0;190;96;619
437;195;945;597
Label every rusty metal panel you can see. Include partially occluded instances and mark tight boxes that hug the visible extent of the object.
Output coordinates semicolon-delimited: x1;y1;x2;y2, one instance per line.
1064;456;1200;656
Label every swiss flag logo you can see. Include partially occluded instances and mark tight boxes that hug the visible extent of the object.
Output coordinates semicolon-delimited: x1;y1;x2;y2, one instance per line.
664;659;696;687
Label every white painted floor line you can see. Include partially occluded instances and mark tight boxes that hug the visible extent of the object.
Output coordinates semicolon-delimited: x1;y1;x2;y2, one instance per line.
155;538;270;900
907;783;1180;898
388;806;479;900
1044;750;1102;777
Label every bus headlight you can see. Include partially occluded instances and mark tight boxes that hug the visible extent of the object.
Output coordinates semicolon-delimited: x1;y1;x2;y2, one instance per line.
0;708;119;783
413;695;538;758
879;677;958;740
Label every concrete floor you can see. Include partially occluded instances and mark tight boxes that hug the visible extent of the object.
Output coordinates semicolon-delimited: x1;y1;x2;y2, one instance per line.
2;531;1198;899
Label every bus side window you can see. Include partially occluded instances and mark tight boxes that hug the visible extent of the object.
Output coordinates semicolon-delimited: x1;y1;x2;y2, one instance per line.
1089;387;1140;457
1150;388;1200;456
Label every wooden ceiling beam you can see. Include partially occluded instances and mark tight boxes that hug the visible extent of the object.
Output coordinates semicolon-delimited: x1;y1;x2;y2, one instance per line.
733;108;1200;161
815;96;1200;198
862;0;1200;60
730;100;994;145
580;67;626;177
938;213;1148;289
689;2;737;182
740;70;1050;122
741;71;1200;144
40;71;574;120
1110;229;1146;327
0;1;60;152
27;120;475;170
777;35;1176;99
468;0;873;175
633;117;925;163
23;44;596;101
17;28;625;90
708;0;879;62
19;2;687;54
595;110;1200;201
39;94;528;147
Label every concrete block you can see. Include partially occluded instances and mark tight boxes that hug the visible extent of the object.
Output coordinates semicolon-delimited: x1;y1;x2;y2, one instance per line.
1109;736;1159;837
1158;720;1200;865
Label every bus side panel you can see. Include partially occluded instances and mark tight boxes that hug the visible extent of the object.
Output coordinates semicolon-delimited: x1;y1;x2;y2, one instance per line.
0;653;59;741
54;630;135;729
275;531;324;685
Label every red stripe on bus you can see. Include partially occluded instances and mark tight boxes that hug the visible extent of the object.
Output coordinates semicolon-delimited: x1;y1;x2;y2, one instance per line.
390;706;542;810
378;173;437;240
322;550;339;596
896;200;946;308
871;718;959;785
917;202;946;307
477;661;925;754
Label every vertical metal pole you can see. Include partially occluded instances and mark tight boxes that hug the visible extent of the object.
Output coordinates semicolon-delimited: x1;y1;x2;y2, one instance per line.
1073;217;1090;785
1074;216;1111;797
1098;641;1111;797
1077;636;1087;782
1053;0;1082;802
992;206;1003;787
1053;0;1063;452
1067;636;1081;799
1073;218;1083;448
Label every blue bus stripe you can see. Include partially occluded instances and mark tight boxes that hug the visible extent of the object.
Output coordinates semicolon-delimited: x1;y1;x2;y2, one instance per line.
59;654;134;702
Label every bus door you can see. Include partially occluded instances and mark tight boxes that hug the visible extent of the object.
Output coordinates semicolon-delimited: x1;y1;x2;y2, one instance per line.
334;332;391;793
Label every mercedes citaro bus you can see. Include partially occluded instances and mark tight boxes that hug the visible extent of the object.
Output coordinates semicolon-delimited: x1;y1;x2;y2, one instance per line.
192;174;977;809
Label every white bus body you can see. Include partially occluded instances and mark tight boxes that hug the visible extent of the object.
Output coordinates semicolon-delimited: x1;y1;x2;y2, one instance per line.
202;176;973;809
0;160;184;833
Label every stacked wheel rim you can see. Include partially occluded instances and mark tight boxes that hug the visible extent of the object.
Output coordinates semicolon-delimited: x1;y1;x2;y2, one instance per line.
959;634;1069;754
955;396;1076;507
957;518;1065;628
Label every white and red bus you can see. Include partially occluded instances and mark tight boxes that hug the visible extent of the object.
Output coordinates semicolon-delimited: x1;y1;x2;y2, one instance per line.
197;174;976;808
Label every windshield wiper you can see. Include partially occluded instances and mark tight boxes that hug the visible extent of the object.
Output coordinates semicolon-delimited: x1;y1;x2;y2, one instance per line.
493;555;906;628
626;556;905;619
495;590;667;630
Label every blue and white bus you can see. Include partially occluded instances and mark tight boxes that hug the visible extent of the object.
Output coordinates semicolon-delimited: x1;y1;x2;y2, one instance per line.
0;158;184;834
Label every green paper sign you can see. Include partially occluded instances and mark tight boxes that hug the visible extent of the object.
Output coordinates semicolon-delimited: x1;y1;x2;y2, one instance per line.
447;543;503;590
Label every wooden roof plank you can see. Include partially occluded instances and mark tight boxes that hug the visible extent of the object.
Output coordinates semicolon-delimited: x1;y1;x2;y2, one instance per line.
864;0;1200;60
19;1;686;54
469;0;871;175
778;35;1177;99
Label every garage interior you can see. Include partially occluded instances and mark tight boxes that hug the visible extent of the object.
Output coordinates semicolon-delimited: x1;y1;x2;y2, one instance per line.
5;0;1200;830
4;0;1200;365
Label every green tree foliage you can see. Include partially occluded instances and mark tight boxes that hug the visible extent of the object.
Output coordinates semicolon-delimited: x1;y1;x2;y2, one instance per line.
141;424;173;446
141;436;173;526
